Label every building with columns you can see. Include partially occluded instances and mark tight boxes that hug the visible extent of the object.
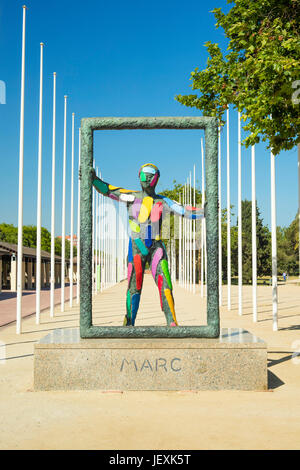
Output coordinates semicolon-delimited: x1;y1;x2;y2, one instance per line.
0;241;73;292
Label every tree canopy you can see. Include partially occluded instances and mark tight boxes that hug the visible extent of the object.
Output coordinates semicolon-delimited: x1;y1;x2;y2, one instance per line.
0;223;75;259
176;0;300;154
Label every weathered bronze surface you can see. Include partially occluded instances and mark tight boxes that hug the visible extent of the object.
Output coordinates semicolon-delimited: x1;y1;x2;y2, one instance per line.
80;116;219;338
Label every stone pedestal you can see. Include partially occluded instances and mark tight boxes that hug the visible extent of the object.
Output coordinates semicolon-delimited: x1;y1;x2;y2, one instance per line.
34;328;267;391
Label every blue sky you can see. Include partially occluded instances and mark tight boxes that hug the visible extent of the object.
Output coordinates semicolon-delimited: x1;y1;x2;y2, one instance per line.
0;0;298;236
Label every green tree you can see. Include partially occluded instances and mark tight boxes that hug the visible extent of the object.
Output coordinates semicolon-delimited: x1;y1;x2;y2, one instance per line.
176;0;300;154
277;214;299;274
0;223;76;259
238;200;271;283
220;206;238;281
0;223;17;243
160;180;203;245
54;236;76;260
159;181;203;279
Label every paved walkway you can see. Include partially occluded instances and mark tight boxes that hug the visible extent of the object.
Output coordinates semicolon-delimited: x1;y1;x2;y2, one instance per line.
0;275;300;449
0;286;77;327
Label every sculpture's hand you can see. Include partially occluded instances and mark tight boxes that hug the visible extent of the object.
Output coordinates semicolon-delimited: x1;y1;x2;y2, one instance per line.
90;167;96;181
79;166;96;181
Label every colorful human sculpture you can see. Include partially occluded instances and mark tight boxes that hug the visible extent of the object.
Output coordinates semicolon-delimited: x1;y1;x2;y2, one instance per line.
92;163;204;327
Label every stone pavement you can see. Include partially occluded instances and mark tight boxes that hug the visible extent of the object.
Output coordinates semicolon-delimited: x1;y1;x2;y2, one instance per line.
0;274;300;449
0;285;76;327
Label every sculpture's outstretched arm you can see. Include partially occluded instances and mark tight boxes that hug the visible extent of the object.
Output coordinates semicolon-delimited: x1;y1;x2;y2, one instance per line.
159;195;205;219
92;170;138;203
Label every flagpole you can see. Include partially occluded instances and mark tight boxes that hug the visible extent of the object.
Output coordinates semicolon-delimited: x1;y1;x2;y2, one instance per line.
201;138;205;297
238;111;242;315
95;167;99;293
271;150;278;330
193;164;196;294
16;5;27;334
50;72;56;317
227;108;231;310
189;172;192;292
76;128;81;304
70;112;75;307
61;95;67;312
35;42;44;325
218;126;222;306
179;193;182;286
252;145;257;322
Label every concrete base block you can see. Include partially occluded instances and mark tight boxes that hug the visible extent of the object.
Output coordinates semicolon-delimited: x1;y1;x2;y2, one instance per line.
34;328;267;391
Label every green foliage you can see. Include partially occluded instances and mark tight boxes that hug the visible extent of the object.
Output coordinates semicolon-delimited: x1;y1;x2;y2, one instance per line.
160;180;203;248
0;223;76;259
157;179;299;280
160;180;203;205
176;0;300;154
277;214;299;274
239;200;271;283
0;223;17;243
54;236;75;260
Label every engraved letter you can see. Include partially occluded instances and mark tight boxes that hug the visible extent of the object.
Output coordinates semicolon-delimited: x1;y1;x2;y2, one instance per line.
140;359;153;371
120;358;138;372
156;358;167;372
171;358;181;372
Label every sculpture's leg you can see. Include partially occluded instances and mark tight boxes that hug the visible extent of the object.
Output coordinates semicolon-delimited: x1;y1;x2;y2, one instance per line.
123;241;146;326
150;243;178;326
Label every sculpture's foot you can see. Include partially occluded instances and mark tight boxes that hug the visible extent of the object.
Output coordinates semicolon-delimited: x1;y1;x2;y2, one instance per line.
170;322;178;327
123;316;133;326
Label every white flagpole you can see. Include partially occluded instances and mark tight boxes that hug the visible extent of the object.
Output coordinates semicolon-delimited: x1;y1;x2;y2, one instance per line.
61;95;67;312
201;138;205;297
227;108;231;310
238;111;242;315
70;112;75;307
98;181;101;287
16;5;27;334
252;145;257;322
193;164;196;294
92;160;95;294
36;42;44;325
76;128;81;304
50;72;56;318
189;173;192;292
100;172;103;292
184;185;186;289
179;193;182;286
271;150;278;330
95;167;99;292
218;126;222;306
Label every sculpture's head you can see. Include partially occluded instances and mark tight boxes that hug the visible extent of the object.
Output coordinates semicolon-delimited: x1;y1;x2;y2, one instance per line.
138;163;160;191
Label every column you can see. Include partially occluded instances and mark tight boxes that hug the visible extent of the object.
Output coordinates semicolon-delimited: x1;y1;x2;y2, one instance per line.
45;261;50;287
22;260;26;289
27;260;33;289
10;255;17;291
55;263;60;285
41;260;45;288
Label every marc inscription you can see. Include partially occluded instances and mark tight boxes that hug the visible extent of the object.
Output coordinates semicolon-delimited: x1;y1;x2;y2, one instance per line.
120;357;182;373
